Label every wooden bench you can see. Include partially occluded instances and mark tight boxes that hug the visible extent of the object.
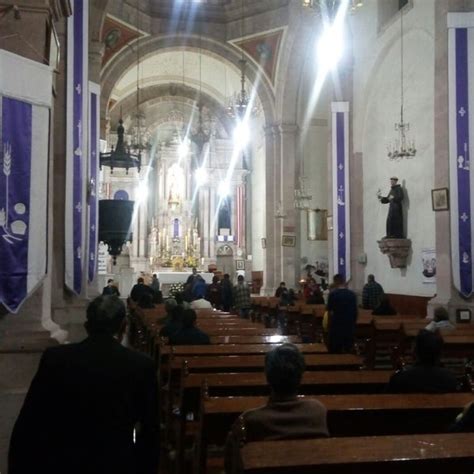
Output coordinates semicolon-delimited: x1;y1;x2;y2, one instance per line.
160;343;327;357
239;433;474;473
170;353;363;375
198;393;473;472
208;335;301;344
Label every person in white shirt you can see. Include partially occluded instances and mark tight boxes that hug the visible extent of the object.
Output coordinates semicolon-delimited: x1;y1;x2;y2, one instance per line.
190;297;213;310
425;307;455;332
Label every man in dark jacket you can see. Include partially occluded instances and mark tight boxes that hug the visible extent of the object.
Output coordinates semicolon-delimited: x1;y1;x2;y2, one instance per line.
9;295;159;474
326;274;358;353
169;309;210;345
386;330;459;393
130;277;153;304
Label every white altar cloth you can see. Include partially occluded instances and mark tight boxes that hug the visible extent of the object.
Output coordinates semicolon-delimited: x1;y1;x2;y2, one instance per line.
156;271;214;284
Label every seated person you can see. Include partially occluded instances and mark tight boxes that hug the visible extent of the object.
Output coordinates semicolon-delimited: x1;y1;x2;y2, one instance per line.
385;330;459;393
190;296;213;310
372;294;397;316
138;292;154;309
450;401;474;432
157;298;178;325
159;305;183;340
425;306;455;332
175;292;191;310
168;309;210;346
153;290;163;305
192;275;208;300
275;282;287;298
224;344;328;474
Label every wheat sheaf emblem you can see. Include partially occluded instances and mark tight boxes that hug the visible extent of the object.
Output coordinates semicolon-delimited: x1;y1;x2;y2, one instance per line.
1;142;28;244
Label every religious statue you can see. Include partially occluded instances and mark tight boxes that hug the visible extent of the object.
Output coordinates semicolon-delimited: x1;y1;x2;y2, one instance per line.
377;177;404;239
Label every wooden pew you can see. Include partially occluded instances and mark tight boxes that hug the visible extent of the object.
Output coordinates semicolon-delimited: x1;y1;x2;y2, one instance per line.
176;370;393;431
170;353;363;374
239;433;474;473
198;393;473;472
208;335;301;344
160;343;327;358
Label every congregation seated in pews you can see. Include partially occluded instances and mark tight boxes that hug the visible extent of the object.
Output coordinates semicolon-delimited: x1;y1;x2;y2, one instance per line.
123;285;474;474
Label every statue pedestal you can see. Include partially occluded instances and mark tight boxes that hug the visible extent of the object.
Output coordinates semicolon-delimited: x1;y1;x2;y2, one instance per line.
377;238;412;268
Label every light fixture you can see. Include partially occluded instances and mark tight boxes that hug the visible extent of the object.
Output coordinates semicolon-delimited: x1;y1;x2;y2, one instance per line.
130;0;148;153
100;119;141;174
218;180;230;197
136;180;149;204
227;0;258;120
387;8;416;160
191;30;210;154
317;22;345;73
195;167;208;187
178;139;190;158
302;0;363;15
233;120;250;149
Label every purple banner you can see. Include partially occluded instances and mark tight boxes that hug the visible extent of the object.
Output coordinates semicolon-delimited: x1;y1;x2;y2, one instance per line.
88;90;98;283
455;29;472;296
332;102;350;281
0;98;32;311
336;112;346;278
66;0;88;294
72;0;84;293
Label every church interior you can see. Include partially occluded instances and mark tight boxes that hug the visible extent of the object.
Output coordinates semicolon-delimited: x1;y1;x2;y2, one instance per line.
1;0;474;472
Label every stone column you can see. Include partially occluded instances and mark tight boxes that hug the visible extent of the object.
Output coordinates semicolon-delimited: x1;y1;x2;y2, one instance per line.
428;0;474;320
209;186;216;259
279;123;299;288
261;125;277;295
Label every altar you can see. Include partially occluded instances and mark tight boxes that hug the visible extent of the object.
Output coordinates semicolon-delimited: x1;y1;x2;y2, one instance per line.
156;271;214;285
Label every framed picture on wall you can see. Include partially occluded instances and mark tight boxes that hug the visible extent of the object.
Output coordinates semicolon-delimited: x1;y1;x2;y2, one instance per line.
431;188;449;211
281;235;296;247
307;209;328;241
235;260;245;270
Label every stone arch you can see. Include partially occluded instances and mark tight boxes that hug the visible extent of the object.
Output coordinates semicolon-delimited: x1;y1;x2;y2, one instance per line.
109;83;235;137
100;35;276;127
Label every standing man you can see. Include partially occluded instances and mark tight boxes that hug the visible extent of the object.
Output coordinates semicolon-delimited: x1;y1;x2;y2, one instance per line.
102;278;120;296
326;274;358;353
233;274;251;318
150;273;160;294
378;177;404;238
9;295;159;474
221;273;233;311
130;277;153;304
362;274;384;310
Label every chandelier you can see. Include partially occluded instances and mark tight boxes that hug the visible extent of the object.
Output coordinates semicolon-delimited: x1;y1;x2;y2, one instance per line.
387;8;416;160
227;0;258;120
100;119;141;174
302;0;363;15
294;176;313;210
191;35;210;153
191;103;210;154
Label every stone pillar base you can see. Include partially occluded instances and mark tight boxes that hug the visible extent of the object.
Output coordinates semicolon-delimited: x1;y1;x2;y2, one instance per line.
377;238;412;268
